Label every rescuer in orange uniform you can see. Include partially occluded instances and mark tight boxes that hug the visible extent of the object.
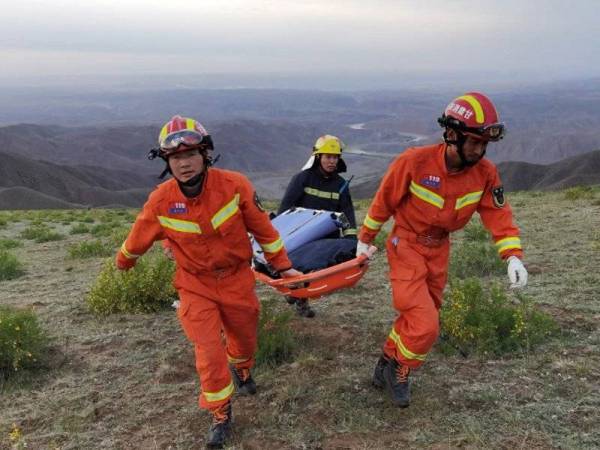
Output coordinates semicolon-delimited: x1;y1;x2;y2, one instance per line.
115;116;300;448
356;92;528;408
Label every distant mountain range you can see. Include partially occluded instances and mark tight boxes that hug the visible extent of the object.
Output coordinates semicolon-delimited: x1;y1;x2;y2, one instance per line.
0;150;154;209
1;82;600;208
2;144;600;209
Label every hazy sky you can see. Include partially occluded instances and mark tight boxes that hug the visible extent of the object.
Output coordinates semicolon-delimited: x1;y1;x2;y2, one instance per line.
1;0;598;88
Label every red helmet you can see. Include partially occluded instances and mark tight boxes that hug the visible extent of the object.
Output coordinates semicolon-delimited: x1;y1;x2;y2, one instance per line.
157;115;214;158
438;92;505;141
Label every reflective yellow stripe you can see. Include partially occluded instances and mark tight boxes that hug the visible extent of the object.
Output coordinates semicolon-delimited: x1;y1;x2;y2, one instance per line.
304;187;340;200
364;214;383;231
495;236;522;253
159;124;168;142
158;216;202;234
389;328;427;361
409;181;444;209
458;94;485;124
227;354;250;364
455;191;483;210
343;228;357;236
203;381;234;403
185;118;195;131
211;194;240;229
259;237;284;254
120;242;140;259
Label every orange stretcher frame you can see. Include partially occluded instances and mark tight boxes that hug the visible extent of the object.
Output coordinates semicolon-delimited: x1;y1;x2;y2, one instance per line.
253;249;375;300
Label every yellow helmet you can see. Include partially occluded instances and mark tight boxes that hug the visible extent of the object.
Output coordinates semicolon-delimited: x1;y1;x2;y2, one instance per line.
313;135;344;155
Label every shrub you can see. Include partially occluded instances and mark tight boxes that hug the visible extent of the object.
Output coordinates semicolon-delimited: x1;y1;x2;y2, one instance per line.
110;227;130;248
80;215;95;224
0;217;7;228
86;249;177;315
449;240;504;279
70;223;90;235
0;239;22;250
0;306;48;375
463;220;489;242
20;224;64;243
0;250;24;281
90;223;117;237
255;298;296;367
440;278;559;357
564;185;595;200
68;240;114;259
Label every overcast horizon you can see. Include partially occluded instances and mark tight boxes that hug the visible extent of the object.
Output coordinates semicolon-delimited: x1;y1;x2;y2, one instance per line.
2;0;599;91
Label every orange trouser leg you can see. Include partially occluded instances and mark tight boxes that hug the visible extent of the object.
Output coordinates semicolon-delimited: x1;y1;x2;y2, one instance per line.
217;266;260;370
177;289;234;411
176;265;260;410
383;238;449;369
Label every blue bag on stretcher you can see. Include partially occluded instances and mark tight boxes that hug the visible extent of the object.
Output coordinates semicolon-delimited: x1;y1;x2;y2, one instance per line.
252;207;348;265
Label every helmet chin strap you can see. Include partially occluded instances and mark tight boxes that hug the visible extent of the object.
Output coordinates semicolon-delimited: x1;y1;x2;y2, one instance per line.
443;130;485;168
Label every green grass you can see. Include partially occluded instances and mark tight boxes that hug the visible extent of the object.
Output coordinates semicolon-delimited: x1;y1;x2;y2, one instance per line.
0;239;23;250
1;192;599;449
256;298;296;367
564;185;597;200
69;223;90;235
67;240;114;259
19;224;64;243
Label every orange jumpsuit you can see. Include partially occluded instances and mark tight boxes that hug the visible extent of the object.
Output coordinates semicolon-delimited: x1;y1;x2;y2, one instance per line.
358;143;523;368
116;168;291;410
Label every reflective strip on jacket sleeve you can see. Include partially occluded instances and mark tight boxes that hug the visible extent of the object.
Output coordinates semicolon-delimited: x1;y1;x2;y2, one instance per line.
363;214;384;231
495;236;522;254
258;237;284;254
120;243;140;260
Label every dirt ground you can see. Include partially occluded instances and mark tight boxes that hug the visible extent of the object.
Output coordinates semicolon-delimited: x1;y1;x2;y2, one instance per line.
1;191;599;449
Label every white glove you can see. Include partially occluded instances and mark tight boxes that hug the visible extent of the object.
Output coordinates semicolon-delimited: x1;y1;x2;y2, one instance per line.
507;256;528;289
356;241;373;259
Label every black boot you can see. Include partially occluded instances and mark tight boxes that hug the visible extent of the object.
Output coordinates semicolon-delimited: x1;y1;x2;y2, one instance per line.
372;355;389;389
383;358;411;408
206;401;232;449
295;298;316;318
285;295;297;305
230;365;257;395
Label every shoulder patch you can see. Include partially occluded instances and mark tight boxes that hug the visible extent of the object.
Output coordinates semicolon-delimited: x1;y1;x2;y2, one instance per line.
492;185;505;208
254;192;265;212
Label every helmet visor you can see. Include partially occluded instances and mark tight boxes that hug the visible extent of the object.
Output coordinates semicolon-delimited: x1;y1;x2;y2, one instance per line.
465;123;505;142
160;130;208;150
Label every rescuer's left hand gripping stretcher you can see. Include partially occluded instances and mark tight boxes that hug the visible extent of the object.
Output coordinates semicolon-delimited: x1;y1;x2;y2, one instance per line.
252;208;376;299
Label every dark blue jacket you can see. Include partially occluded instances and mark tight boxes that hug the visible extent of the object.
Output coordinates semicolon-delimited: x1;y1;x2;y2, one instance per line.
277;167;357;237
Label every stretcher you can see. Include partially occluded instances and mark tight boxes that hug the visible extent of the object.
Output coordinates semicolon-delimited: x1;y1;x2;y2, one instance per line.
252;207;346;265
252;207;376;299
254;251;375;299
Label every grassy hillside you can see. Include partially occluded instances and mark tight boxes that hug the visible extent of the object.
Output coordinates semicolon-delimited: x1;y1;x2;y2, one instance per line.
1;189;599;449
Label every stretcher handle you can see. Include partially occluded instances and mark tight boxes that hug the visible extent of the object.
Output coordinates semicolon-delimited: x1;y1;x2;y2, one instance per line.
257;246;376;288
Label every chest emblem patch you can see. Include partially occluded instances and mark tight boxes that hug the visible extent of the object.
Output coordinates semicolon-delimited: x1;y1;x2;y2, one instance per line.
168;202;188;214
492;186;505;208
421;175;441;189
